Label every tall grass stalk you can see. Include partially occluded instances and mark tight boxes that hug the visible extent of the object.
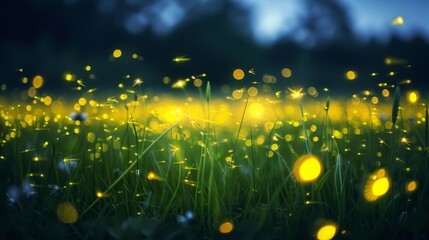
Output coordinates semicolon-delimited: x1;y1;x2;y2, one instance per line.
298;95;311;155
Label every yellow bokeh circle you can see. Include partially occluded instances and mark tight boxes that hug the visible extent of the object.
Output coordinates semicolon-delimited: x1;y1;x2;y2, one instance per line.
293;155;322;183
56;202;78;224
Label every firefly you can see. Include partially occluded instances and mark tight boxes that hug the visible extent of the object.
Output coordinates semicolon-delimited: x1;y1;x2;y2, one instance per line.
172;56;190;63
132;78;143;87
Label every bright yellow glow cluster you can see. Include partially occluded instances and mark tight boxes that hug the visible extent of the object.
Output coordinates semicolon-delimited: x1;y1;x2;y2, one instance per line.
232;69;245;80
219;221;234;234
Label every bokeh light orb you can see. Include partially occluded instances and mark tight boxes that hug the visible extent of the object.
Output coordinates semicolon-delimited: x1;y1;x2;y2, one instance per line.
364;168;390;201
316;223;337;240
233;69;245;80
345;70;357;80
56;202;78;224
293;155;322;183
405;180;417;193
112;49;122;58
407;91;419;103
219;221;234;234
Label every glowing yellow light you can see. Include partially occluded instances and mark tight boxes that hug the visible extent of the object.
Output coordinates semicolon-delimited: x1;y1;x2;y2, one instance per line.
249;103;264;119
44;96;52;106
271;143;279;151
364;168;390;201
120;93;128;100
293;155;322;183
32;75;44;89
78;98;87;106
247;86;258;97
333;130;343;139
281;68;292;78
113;49;122;58
391;16;404;25
317;224;337;240
263;74;277;83
172;56;190;63
401;137;410;145
132;78;143;87
163;76;171;84
56;202;78;224
288;88;304;99
87;132;96;143
193;78;203;87
64;73;74;81
405;180;417;193
372;178;389;196
233;69;245;80
232;89;243;99
172;80;187;89
219;221;234;234
408;91;419;103
96;191;104;198
85;65;91;71
346;70;356;80
147;171;162;181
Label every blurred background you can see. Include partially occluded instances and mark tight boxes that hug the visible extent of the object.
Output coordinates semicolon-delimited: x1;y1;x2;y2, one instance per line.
1;0;429;97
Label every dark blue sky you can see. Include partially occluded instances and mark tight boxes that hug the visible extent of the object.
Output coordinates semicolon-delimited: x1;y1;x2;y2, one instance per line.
1;0;429;96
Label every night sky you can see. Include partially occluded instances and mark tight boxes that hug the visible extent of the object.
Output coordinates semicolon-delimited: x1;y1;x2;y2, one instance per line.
1;0;429;97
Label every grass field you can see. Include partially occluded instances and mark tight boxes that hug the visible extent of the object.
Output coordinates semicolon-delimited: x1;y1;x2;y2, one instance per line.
1;65;429;239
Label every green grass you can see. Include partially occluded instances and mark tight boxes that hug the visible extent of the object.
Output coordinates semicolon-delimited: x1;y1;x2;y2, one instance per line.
1;78;429;239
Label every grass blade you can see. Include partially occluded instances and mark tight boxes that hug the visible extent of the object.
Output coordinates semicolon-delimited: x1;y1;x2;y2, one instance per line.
392;87;400;126
80;118;186;217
